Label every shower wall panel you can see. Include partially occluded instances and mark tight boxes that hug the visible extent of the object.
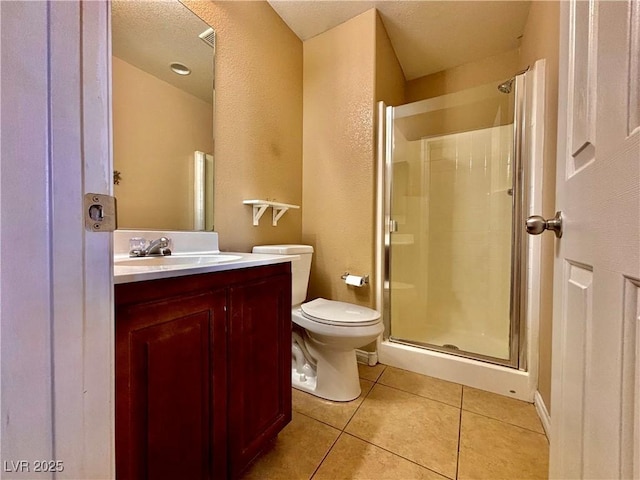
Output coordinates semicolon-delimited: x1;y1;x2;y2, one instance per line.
390;125;513;359
389;127;429;342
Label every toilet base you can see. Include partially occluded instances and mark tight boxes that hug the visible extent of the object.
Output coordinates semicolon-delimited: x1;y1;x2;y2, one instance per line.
291;347;361;402
291;368;317;391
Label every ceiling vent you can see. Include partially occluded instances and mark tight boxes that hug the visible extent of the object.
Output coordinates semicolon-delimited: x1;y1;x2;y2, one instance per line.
199;28;216;50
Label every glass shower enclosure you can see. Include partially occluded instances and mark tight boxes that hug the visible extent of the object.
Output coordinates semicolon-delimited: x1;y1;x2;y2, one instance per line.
383;74;527;368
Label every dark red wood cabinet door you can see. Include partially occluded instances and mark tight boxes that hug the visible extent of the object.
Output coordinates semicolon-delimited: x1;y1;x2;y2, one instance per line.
227;273;292;477
116;290;227;480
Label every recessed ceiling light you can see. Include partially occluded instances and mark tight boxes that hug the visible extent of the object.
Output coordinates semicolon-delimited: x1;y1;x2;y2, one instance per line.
170;62;191;76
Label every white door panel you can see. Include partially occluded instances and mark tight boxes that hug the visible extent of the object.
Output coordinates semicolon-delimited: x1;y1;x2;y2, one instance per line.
551;0;640;478
621;278;640;480
1;1;114;478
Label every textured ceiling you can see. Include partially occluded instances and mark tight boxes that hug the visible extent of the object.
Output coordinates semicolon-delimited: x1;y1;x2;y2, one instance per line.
268;1;531;80
111;1;530;101
111;0;214;104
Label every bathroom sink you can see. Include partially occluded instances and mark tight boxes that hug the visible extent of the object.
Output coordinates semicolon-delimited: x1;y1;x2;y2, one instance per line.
115;254;243;267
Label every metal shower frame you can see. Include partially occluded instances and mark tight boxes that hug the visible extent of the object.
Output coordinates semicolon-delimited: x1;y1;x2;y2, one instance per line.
379;71;530;369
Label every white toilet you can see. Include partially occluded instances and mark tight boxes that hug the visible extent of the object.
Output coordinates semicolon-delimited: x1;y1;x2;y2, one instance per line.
252;245;383;402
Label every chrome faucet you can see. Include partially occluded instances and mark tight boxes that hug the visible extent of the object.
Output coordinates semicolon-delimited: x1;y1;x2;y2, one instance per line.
146;237;172;256
129;237;172;257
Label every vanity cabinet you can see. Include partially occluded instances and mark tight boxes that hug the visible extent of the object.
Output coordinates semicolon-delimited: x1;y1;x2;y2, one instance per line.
115;263;292;479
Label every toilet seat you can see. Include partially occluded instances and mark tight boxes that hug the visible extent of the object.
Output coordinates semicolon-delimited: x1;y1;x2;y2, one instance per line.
301;298;380;327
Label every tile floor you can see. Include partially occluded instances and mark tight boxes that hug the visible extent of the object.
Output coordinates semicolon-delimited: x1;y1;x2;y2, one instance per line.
241;364;549;480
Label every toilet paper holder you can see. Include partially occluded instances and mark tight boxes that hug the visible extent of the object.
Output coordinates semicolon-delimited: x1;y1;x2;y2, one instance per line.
341;273;369;286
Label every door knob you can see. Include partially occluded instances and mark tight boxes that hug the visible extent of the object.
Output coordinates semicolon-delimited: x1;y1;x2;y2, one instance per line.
526;211;563;238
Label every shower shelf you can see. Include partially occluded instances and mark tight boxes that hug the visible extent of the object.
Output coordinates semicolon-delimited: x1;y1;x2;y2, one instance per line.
243;199;300;226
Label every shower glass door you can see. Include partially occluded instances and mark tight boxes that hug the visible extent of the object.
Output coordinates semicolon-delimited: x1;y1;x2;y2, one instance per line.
386;77;524;366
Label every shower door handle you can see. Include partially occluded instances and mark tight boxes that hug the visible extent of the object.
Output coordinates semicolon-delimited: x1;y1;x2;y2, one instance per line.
526;211;563;238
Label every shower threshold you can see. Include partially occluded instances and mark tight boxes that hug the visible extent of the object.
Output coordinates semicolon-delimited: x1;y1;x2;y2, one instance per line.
388;336;516;369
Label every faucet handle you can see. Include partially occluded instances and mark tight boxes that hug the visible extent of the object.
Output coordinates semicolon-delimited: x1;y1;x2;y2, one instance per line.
156;236;170;246
156;237;172;256
129;237;148;256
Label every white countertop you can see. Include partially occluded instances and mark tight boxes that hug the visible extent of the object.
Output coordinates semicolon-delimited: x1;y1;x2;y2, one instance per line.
114;252;295;285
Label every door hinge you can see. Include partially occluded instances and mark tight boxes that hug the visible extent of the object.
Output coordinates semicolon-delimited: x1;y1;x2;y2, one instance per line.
84;193;117;232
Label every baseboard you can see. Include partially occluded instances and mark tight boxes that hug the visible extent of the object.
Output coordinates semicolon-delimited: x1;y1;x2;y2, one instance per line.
356;349;378;366
534;390;551;439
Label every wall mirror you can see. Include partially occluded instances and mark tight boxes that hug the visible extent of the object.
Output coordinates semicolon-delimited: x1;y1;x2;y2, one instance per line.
112;0;215;231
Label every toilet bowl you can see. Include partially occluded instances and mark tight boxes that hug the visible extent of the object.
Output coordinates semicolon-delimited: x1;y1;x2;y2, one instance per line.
292;299;383;401
252;245;383;402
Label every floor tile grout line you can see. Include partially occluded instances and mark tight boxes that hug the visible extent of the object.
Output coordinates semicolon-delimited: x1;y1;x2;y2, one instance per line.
373;382;463;410
369;370;544;436
288;367;547;480
379;366;537;410
455;387;464;480
293;399;544;479
308;370;391;480
358;365;386;384
382;365;467;389
341;431;455;480
341;376;378;432
361;367;459;478
308;431;343;480
295;374;379;480
383;365;465;387
293;401;544;441
461;385;539;408
295;368;461;480
364;366;460;479
292;381;376;433
293;410;345;432
460;408;547;436
342;367;387;433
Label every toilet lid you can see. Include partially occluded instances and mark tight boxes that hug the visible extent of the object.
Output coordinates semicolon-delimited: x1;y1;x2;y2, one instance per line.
300;298;381;326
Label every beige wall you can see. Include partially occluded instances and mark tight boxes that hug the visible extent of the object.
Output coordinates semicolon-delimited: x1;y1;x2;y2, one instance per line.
519;0;560;413
302;9;377;307
406;49;520;103
182;1;303;252
113;56;214;231
375;12;405;107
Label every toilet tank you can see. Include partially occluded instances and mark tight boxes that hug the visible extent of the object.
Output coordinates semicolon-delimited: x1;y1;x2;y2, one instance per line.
252;245;313;306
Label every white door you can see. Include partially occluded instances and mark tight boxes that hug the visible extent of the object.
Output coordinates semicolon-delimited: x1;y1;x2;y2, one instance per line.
550;0;640;478
0;2;114;478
